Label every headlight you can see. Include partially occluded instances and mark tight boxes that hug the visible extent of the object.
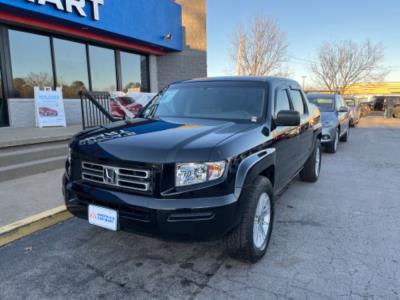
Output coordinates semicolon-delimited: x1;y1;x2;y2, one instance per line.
176;161;226;187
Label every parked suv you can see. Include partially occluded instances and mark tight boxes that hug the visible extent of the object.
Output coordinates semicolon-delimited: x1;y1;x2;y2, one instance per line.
63;77;322;262
344;97;361;126
307;93;350;153
383;96;400;118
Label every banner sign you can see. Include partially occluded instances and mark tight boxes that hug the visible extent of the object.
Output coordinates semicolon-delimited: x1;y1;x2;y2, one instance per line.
34;87;67;128
127;92;156;106
0;0;183;51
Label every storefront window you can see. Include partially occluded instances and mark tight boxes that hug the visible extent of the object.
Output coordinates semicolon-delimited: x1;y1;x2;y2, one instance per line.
53;38;89;99
9;30;53;98
6;28;149;98
0;67;6;127
89;45;117;92
0;69;3;100
120;51;145;92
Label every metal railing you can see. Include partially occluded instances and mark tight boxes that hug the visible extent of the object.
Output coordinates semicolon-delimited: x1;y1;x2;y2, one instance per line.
79;91;117;130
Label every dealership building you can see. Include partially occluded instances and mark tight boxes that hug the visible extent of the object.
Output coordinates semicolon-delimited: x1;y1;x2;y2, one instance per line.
0;0;207;128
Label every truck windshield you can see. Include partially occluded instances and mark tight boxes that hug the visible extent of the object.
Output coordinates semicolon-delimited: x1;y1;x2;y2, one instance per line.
308;97;335;112
141;82;267;122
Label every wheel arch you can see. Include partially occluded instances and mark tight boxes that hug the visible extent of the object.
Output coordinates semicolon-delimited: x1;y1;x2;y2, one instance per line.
259;165;275;187
234;148;276;199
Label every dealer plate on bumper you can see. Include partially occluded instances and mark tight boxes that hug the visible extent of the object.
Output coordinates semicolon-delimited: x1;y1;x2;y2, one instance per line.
88;205;118;231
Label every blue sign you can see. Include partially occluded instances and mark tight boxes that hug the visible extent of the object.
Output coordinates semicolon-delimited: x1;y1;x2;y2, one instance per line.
0;0;183;51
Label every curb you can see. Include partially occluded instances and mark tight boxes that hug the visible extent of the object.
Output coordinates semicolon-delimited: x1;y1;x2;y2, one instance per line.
0;206;73;247
0;135;72;149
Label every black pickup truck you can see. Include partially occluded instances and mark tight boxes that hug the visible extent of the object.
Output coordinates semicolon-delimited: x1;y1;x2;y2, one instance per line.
63;77;322;262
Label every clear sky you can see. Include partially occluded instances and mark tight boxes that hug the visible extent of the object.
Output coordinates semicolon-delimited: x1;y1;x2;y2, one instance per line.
207;0;400;85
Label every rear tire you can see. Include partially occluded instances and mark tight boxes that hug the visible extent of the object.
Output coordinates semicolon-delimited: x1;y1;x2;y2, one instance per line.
325;129;339;153
300;140;321;182
225;176;274;263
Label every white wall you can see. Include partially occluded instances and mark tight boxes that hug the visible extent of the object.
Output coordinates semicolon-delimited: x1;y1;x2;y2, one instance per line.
8;99;82;128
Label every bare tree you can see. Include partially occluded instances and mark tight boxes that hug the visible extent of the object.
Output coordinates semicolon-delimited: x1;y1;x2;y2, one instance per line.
310;40;388;94
25;72;53;88
230;15;289;76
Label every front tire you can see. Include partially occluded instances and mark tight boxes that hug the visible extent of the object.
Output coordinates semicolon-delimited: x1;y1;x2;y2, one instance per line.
340;126;349;142
225;177;274;263
300;140;321;182
325;129;339;153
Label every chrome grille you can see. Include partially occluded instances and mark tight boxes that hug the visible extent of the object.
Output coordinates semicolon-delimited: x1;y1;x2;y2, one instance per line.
81;162;151;192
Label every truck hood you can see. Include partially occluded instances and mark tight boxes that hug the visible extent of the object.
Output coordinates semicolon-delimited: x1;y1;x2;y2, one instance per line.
73;118;257;163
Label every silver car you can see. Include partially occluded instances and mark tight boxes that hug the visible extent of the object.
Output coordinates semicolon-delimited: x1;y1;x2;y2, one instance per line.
344;97;361;126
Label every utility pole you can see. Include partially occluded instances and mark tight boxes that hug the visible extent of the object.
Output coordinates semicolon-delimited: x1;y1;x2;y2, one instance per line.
236;32;245;76
302;76;307;90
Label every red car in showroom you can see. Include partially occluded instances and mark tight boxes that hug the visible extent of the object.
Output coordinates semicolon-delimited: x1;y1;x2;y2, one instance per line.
110;95;143;119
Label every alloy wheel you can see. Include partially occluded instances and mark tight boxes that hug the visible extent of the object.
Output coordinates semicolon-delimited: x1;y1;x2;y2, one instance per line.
334;130;339;151
315;146;321;177
253;193;271;250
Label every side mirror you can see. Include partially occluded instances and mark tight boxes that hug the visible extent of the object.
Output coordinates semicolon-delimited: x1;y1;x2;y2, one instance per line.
276;110;301;126
338;106;349;113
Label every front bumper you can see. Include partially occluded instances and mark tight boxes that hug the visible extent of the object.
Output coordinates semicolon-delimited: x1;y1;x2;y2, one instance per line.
321;126;337;144
63;174;240;240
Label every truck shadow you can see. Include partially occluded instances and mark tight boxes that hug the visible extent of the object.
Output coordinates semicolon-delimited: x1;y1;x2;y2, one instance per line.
0;218;227;299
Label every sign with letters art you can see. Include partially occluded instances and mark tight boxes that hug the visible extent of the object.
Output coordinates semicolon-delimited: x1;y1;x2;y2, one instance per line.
34;87;67;128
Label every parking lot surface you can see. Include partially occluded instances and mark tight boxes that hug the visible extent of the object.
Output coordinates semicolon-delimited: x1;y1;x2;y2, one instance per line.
0;169;64;226
0;117;399;300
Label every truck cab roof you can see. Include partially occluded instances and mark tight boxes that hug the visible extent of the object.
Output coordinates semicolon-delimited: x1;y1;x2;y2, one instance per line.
171;76;302;89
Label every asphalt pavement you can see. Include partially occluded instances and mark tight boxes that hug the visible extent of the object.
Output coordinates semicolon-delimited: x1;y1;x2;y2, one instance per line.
0;116;399;300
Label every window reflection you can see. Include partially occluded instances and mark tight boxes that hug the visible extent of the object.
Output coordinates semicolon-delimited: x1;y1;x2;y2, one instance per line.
9;30;53;98
0;68;5;127
89;45;117;92
7;29;150;98
0;70;3;100
290;90;305;115
53;38;89;98
275;90;290;116
120;51;145;92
